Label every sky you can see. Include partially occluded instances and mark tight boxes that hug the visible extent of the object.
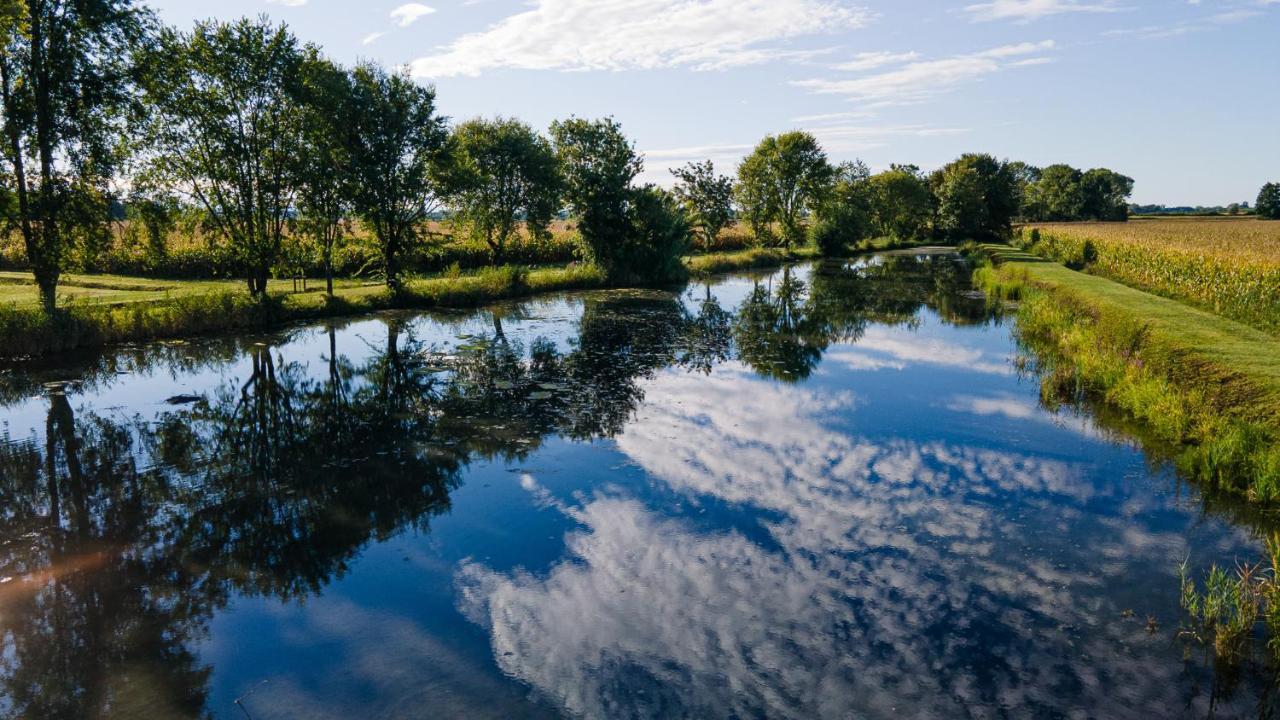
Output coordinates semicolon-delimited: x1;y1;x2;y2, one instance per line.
146;0;1280;205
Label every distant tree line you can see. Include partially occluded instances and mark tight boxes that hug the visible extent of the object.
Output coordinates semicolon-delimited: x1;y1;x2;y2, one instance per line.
0;1;1142;312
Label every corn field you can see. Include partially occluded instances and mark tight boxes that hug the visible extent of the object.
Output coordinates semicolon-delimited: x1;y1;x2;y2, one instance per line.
1019;218;1280;334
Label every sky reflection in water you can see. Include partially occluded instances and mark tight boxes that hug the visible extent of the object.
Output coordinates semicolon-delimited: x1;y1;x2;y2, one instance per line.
0;255;1271;719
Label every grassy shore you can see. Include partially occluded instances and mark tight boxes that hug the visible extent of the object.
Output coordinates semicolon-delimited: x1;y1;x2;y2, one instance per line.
972;243;1280;501
1017;218;1280;334
0;264;606;359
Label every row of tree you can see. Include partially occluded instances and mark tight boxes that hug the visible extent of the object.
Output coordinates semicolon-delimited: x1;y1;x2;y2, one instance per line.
0;1;1137;313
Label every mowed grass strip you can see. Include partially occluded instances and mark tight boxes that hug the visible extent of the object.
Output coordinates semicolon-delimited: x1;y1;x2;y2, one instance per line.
975;243;1280;500
1019;218;1280;334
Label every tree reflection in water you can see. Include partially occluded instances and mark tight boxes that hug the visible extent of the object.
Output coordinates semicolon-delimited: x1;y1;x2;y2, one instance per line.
5;253;1254;719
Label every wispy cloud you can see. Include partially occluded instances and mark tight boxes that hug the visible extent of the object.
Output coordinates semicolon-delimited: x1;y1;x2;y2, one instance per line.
792;40;1055;106
362;31;386;45
964;0;1122;22
409;0;872;78
391;3;436;27
833;51;921;71
1104;1;1270;38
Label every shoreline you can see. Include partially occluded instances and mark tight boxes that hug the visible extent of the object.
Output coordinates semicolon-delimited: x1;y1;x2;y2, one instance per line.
970;243;1280;502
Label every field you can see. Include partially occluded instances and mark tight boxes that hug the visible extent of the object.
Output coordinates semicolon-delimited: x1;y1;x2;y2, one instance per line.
1018;217;1280;333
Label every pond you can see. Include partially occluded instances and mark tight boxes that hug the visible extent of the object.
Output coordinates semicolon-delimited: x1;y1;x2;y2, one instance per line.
0;252;1275;719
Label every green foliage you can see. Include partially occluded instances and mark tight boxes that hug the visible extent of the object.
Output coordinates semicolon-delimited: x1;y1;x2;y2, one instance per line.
624;185;692;284
444;117;561;264
141;17;306;297
1026;164;1084;221
810;161;873;255
347;62;449;293
1258;182;1280;220
294;51;356;295
1021;164;1134;222
550;117;687;283
1081;168;1134;221
867;164;933;242
550;116;639;274
735;131;834;249
930;153;1019;241
671;160;734;251
0;0;148;309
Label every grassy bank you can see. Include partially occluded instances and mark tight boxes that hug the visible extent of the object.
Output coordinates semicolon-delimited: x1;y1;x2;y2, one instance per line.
971;244;1280;501
0;264;606;359
1017;218;1280;334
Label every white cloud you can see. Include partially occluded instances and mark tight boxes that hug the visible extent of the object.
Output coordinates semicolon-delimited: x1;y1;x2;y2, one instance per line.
832;50;921;71
792;40;1055;105
361;32;386;45
409;0;872;78
391;2;436;27
964;0;1121;22
455;364;1235;717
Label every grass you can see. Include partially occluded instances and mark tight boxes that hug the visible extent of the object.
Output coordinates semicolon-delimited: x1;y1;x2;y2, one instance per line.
972;243;1280;501
0;264;606;359
1018;217;1280;334
0;238;937;359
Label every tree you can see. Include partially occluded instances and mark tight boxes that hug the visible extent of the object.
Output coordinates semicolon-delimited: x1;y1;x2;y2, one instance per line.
670;160;734;251
867;165;933;242
1254;183;1279;220
0;0;148;310
1006;161;1041;221
810;160;873;255
550;117;688;283
549;116;638;276
1080;168;1133;221
294;52;355;296
347;62;448;294
1026;164;1084;222
930;153;1018;241
142;17;306;297
736;131;833;249
444;117;560;264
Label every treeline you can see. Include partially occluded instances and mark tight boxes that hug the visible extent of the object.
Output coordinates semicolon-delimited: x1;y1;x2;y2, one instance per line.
1011;163;1134;222
0;2;1136;313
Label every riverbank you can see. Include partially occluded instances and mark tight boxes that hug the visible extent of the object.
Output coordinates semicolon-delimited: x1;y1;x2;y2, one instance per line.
0;239;937;361
971;243;1280;501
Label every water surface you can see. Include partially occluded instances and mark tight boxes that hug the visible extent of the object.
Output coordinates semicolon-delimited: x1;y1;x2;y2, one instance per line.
0;254;1273;719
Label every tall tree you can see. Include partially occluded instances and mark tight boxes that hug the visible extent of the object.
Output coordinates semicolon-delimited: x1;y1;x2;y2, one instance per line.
1259;182;1280;220
1027;164;1084;222
141;17;306;297
347;62;448;294
810;160;873;255
550;117;688;283
867;164;933;242
444;117;560;264
670;160;734;252
0;0;148;310
549;116;640;277
735;131;833;249
930;153;1018;241
1080;168;1133;221
294;51;354;296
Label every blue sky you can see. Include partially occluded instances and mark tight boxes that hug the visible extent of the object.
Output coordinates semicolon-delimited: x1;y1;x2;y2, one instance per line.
148;0;1279;205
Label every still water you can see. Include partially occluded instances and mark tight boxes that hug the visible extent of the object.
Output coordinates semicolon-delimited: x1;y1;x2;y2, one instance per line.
0;253;1275;719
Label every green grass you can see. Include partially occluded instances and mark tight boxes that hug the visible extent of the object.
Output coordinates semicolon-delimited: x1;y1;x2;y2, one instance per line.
973;244;1280;501
0;264;606;359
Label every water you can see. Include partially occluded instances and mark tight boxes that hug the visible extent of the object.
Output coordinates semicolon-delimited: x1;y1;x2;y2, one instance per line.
0;253;1274;719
